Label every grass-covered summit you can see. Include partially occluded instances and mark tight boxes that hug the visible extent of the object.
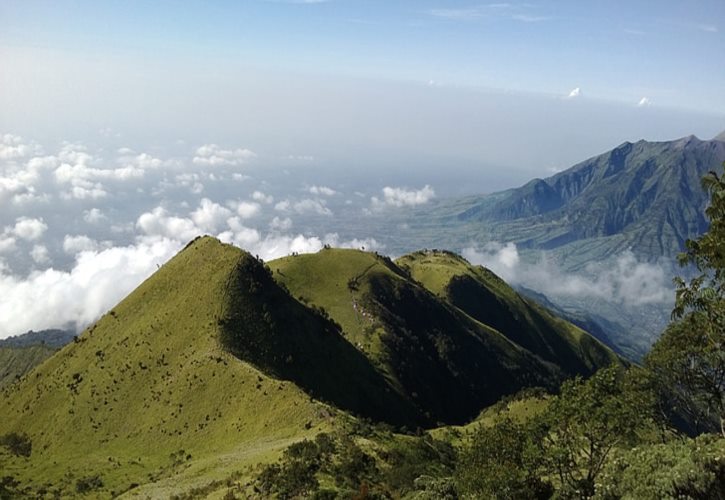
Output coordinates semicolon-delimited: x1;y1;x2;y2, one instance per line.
1;237;336;497
270;247;618;425
396;250;617;374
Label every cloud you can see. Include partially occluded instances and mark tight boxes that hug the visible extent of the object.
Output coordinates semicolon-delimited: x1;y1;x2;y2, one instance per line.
190;198;233;232
63;235;101;254
230;200;261;219
136;207;201;242
83;208;107;224
0;235;17;254
11;217;48;241
270;216;293;231
429;4;551;23
293;198;333;216
0;238;181;337
567;87;582;99
274;200;291;212
428;8;483;20
510;14;550;22
0;134;42;161
462;242;671;306
252;190;274;204
308;185;337;196
192;144;256;166
695;23;717;33
637;97;652;107
30;244;50;265
371;185;435;208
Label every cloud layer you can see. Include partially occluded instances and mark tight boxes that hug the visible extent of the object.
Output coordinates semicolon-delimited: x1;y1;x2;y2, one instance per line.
0;133;401;338
462;242;672;306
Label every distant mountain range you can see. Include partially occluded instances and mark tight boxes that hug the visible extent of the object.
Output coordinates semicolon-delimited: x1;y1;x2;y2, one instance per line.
452;134;725;268
401;133;724;272
385;132;725;358
0;329;74;389
0;237;617;496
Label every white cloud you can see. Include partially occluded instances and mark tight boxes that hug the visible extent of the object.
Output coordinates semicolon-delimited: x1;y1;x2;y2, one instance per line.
63;235;100;254
371;185;435;208
293;198;333;216
309;185;337;196
83;208;107;224
0;235;16;254
0;239;181;337
231;200;261;219
30;244;50;265
270;216;293;231
429;5;551;23
11;217;48;241
567;87;582;99
275;200;291;211
0;134;42;161
192;144;256;166
124;152;164;170
462;243;671;306
190;198;233;232
136;207;201;242
252;190;274;204
429;8;483;20
637;97;652;107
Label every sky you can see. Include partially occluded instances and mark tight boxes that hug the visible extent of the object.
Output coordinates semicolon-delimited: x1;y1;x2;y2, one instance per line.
0;0;723;337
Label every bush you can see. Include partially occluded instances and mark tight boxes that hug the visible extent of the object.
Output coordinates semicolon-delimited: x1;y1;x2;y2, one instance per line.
333;437;378;490
594;435;725;499
75;475;103;493
456;418;551;500
0;433;31;457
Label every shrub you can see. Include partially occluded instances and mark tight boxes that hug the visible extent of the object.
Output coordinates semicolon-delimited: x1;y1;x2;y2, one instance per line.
0;433;32;457
75;475;103;493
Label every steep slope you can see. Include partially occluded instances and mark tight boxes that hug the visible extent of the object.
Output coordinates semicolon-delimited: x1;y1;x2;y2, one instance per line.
456;136;725;266
0;237;351;497
269;248;617;425
0;344;57;389
396;250;618;374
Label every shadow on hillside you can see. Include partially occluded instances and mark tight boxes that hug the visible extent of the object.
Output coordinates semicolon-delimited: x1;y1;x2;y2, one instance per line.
218;254;424;428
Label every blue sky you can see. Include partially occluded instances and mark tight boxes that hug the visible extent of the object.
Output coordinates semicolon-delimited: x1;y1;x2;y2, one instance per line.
1;0;724;112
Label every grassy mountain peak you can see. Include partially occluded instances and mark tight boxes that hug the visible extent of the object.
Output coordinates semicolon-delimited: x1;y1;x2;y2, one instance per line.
1;237;619;496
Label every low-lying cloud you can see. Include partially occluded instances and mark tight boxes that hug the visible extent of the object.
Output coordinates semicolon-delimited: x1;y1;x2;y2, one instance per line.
462;242;672;306
371;185;435;209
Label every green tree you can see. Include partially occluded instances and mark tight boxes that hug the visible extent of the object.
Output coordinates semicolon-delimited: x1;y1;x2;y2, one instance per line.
540;366;651;499
646;165;725;437
456;417;551;500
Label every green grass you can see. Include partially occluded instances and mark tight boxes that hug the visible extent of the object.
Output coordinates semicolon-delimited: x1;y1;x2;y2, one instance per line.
0;344;57;389
397;250;620;376
0;237;334;497
271;247;616;426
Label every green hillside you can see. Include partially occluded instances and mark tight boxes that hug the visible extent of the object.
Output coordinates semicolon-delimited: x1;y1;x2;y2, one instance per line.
396;250;618;374
0;237;337;498
270;248;617;425
0;344;57;389
0;237;620;497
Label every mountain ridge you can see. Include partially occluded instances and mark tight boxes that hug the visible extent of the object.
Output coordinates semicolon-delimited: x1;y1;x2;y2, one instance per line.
1;237;618;496
454;136;725;261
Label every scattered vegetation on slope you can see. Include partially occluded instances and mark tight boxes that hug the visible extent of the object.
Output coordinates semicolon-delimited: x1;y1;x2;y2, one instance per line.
0;344;57;389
